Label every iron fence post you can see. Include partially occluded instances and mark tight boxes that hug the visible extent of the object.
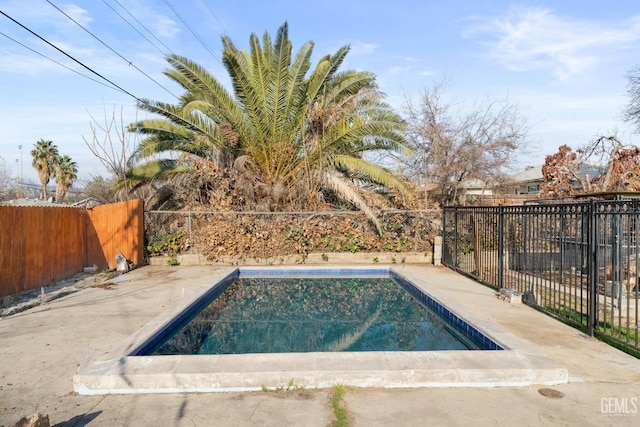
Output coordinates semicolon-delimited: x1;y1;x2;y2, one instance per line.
498;205;504;290
453;207;459;271
588;200;597;337
442;207;447;266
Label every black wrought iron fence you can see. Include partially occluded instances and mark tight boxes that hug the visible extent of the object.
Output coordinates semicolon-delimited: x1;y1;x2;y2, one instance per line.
443;200;640;354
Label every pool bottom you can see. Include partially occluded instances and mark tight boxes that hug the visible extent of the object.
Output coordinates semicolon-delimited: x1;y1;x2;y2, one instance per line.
73;266;568;394
146;275;486;355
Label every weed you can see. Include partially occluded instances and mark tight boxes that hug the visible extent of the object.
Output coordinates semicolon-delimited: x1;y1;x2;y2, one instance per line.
274;378;305;392
330;384;350;427
285;227;310;262
166;258;179;266
480;237;495;250
391;257;397;264
373;256;379;263
395;237;407;251
322;253;329;262
340;233;364;253
146;231;184;256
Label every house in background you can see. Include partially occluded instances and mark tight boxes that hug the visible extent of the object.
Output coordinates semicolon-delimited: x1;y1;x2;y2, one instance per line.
500;166;544;195
423;163;606;205
498;163;606;197
460;178;494;197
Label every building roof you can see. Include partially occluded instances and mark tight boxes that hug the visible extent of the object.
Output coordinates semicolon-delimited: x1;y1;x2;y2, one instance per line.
460;178;490;189
506;162;605;185
507;166;543;184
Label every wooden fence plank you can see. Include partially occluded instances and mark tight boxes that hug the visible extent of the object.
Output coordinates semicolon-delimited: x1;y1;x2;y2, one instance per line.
86;199;144;269
0;200;144;298
0;207;22;296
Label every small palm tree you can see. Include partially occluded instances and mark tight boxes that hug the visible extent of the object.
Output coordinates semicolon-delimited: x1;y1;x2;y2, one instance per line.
31;139;59;200
54;155;78;202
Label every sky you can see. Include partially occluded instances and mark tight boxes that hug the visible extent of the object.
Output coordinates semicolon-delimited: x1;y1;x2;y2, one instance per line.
2;0;640;186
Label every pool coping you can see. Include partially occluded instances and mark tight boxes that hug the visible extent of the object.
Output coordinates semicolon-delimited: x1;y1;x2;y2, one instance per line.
73;266;568;394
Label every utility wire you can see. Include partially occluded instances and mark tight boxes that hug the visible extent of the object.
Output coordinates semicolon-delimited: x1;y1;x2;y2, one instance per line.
99;0;168;57
0;30;119;92
111;0;175;56
162;0;221;64
45;0;178;99
0;9;141;101
199;0;229;36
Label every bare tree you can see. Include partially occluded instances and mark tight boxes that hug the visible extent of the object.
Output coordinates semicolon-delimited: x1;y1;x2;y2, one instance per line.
0;157;13;201
400;81;527;205
541;144;587;197
542;136;640;197
624;65;640;131
82;104;138;198
541;67;640;197
81;175;113;204
582;135;640;191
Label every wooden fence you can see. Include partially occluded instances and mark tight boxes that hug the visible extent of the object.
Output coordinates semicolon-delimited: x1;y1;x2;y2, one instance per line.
0;199;144;298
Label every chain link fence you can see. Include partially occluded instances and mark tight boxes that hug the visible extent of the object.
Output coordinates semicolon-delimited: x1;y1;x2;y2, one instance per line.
144;209;441;262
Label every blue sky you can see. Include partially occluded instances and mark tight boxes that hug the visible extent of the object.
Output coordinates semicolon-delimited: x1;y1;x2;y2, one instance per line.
2;0;640;185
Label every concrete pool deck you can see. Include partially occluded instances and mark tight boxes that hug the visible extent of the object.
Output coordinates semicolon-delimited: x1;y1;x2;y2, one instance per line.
73;266;567;394
1;264;640;425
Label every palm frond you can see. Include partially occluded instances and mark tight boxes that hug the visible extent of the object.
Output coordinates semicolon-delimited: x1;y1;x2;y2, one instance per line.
322;306;382;352
330;154;411;193
306;45;350;102
115;159;190;192
323;171;382;234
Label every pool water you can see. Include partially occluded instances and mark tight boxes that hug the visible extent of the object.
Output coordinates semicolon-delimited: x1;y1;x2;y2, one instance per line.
149;276;480;355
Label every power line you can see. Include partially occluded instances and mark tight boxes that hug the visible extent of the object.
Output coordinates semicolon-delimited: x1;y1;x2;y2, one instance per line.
162;0;221;64
0;30;119;92
45;0;178;99
199;0;229;36
0;9;142;102
110;0;176;56
99;0;169;57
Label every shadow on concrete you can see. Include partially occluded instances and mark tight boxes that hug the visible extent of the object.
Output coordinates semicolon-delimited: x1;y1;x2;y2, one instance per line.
53;410;102;427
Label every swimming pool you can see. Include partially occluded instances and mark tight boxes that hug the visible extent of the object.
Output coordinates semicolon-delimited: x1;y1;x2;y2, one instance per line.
138;271;495;355
73;266;567;394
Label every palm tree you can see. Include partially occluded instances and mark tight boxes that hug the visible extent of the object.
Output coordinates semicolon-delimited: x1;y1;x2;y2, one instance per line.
127;22;411;231
54;155;78;202
31;139;59;200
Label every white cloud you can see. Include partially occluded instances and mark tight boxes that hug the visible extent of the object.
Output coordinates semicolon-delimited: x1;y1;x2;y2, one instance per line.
59;3;93;27
389;66;410;74
151;15;181;39
419;69;437;77
465;7;640;80
348;41;378;56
